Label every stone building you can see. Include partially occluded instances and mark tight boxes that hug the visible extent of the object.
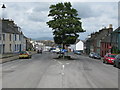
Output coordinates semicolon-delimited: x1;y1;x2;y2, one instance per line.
0;19;26;54
101;35;111;57
85;24;113;55
111;27;120;53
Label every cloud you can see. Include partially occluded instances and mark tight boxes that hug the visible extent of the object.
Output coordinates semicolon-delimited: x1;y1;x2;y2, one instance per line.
27;11;49;22
72;2;118;19
72;3;97;18
1;2;118;40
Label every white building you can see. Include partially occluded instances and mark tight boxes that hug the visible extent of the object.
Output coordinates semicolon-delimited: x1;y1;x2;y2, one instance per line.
0;19;26;54
70;40;84;52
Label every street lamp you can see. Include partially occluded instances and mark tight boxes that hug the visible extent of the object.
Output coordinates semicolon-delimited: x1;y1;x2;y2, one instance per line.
0;4;6;55
1;4;6;8
1;4;6;19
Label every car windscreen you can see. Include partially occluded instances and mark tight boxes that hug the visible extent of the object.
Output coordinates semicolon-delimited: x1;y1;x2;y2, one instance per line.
20;51;27;54
108;55;116;58
94;54;99;56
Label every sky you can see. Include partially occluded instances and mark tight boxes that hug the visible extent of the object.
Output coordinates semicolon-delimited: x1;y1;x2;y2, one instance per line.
0;1;119;40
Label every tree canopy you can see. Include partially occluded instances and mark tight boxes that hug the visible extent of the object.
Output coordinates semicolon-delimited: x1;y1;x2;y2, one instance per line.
47;2;85;46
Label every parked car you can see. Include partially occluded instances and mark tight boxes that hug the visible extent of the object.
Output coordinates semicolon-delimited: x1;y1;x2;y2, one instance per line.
57;49;67;54
51;48;60;53
37;49;42;54
113;54;120;68
19;51;32;59
93;53;101;59
49;48;56;52
74;50;81;55
89;52;95;58
103;53;117;64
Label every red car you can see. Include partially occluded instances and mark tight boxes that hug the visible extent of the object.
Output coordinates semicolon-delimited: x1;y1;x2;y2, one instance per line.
103;53;117;64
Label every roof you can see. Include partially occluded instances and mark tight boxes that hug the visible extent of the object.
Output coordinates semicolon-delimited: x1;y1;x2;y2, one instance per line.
101;34;111;43
113;27;120;33
1;19;22;34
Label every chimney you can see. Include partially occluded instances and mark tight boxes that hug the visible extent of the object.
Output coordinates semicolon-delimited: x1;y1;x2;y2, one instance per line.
109;24;112;28
108;24;113;33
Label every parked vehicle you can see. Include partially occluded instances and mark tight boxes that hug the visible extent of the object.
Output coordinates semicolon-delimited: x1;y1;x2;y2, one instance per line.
89;52;95;58
103;53;117;64
37;50;42;54
74;50;81;55
56;49;67;54
49;48;56;52
93;53;101;59
19;51;32;59
113;54;120;68
51;48;60;53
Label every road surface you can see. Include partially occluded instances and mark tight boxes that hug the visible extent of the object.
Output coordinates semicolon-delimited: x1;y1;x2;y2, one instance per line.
2;52;119;88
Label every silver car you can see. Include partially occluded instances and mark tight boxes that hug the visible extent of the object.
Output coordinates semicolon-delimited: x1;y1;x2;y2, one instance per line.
89;52;95;58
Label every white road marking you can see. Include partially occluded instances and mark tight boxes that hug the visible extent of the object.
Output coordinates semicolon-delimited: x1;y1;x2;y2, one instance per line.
66;63;69;65
62;65;65;70
58;61;62;65
61;73;64;75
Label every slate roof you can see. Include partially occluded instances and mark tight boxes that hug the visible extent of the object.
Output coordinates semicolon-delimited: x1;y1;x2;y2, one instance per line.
0;19;22;34
101;34;111;43
112;27;120;33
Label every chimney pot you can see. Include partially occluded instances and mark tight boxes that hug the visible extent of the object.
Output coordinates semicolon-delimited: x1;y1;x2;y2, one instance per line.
109;24;112;28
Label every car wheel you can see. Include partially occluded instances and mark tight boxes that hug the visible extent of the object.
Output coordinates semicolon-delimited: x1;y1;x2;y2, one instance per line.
113;62;116;67
105;60;108;64
103;60;105;63
116;63;119;68
118;64;120;69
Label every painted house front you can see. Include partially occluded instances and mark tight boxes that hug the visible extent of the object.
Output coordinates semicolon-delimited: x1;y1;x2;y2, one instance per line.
70;40;84;52
76;40;84;51
1;19;26;54
111;27;120;53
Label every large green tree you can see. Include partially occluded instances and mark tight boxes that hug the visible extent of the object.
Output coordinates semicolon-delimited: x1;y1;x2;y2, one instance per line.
47;2;85;48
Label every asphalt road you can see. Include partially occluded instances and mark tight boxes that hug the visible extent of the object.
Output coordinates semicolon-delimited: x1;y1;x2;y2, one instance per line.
2;52;119;88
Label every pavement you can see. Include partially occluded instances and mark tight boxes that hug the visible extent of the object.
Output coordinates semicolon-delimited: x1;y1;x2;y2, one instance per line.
1;52;119;88
0;51;36;63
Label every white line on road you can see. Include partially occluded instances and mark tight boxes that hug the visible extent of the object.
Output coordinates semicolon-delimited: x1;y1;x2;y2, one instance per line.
66;63;69;65
58;61;62;65
61;72;64;75
62;65;65;70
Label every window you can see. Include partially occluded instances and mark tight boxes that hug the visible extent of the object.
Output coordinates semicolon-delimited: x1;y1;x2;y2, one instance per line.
9;34;11;41
15;44;16;51
14;34;17;41
3;44;5;53
17;44;19;51
108;54;116;58
3;34;5;41
0;34;1;40
9;44;12;51
19;35;22;41
0;45;1;54
97;40;101;47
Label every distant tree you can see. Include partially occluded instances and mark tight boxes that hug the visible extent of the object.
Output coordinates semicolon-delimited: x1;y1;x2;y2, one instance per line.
47;2;85;48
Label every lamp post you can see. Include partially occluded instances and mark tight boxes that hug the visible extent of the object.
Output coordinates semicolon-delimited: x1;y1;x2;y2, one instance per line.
0;4;6;55
1;4;6;19
2;4;6;8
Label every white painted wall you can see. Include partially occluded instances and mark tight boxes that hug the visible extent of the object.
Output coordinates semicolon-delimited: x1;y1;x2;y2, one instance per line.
70;45;76;51
76;40;84;50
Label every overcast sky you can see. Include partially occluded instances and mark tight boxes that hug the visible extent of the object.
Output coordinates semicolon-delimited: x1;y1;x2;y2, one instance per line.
0;1;118;40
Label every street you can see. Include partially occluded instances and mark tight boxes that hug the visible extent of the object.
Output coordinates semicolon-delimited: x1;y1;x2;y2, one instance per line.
2;52;118;88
